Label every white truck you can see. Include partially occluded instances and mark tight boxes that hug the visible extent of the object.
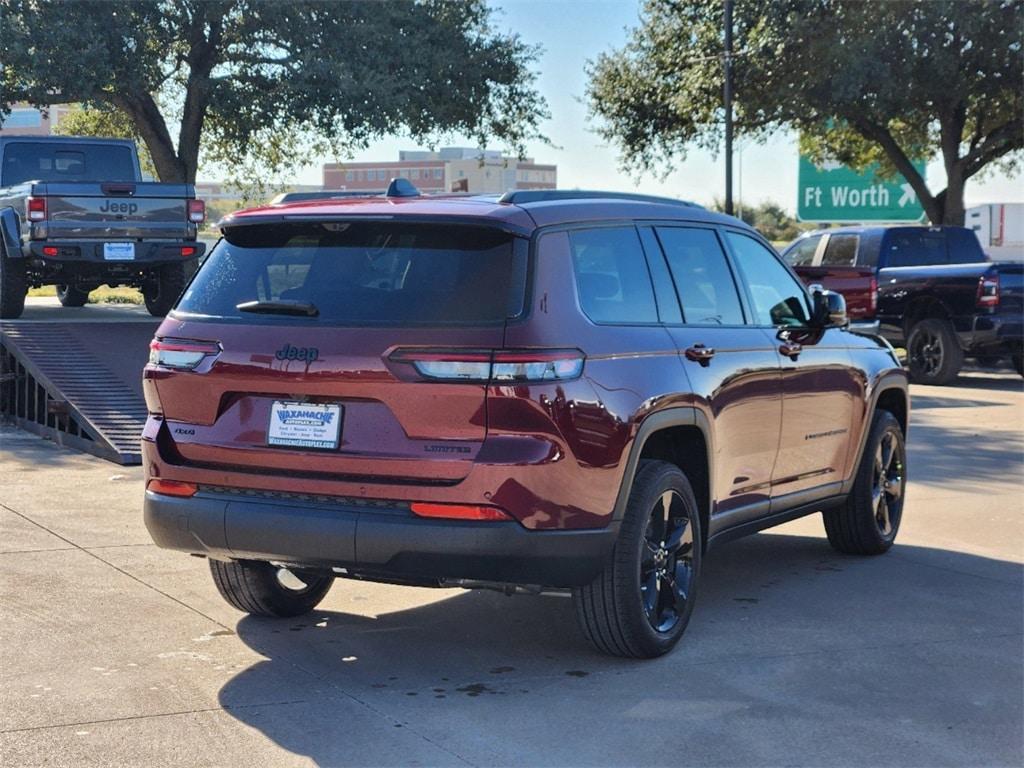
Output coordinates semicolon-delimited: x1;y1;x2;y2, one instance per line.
966;203;1024;262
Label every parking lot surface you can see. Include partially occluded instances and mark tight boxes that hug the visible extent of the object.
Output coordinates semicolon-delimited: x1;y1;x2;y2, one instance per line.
1;373;1021;767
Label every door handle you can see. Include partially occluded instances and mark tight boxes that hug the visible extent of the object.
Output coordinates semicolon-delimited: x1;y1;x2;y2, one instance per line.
685;344;715;366
779;341;802;359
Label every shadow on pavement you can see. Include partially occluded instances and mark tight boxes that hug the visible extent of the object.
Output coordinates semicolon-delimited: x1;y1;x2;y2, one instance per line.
217;533;1023;766
907;419;1023;490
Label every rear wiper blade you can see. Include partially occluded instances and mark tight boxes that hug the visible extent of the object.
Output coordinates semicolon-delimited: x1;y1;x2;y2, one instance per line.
236;300;319;317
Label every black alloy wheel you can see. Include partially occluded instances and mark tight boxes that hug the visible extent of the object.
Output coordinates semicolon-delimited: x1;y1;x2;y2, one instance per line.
641;490;696;633
871;428;904;537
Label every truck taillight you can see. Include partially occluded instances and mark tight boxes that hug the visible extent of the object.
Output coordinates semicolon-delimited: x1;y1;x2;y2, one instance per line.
389;349;585;383
27;197;46;221
149;338;220;370
188;199;206;223
869;275;878;314
977;273;1000;308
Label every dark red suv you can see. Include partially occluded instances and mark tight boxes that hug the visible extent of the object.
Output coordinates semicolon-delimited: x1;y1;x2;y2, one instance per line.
143;187;909;658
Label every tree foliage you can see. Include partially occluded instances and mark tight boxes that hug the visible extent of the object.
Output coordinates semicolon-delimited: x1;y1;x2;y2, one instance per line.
54;105;158;179
1;0;548;186
712;199;811;244
588;0;1023;225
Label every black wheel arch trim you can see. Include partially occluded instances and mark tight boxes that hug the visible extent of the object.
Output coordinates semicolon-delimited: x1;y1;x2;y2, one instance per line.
842;372;909;496
610;407;714;529
1;208;22;258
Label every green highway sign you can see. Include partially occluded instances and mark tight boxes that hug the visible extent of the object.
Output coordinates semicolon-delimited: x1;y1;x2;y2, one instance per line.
797;155;927;222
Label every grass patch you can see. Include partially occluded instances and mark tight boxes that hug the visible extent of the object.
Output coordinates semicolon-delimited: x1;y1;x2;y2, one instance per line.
27;285;143;304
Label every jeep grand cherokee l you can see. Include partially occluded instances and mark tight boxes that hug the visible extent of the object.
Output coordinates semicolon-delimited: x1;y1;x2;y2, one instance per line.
143;187;909;658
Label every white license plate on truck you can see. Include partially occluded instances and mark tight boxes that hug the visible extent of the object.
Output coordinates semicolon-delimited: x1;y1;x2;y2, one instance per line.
103;242;135;260
268;401;342;450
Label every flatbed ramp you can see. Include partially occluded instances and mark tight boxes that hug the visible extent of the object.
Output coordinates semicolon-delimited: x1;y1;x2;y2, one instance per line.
0;301;158;464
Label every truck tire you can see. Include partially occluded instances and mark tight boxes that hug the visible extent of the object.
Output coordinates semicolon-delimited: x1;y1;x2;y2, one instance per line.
824;409;906;556
143;263;187;316
0;252;27;319
907;318;963;385
573;460;702;658
209;559;334;617
56;284;90;307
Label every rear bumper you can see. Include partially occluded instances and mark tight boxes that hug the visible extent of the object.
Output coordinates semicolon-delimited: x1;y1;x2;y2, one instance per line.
144;489;618;588
962;314;1023;356
22;239;204;265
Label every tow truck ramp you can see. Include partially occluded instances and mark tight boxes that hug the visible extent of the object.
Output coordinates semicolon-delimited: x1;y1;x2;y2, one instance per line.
0;312;157;465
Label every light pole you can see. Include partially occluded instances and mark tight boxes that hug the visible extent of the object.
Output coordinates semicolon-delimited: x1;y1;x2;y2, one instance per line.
723;0;734;216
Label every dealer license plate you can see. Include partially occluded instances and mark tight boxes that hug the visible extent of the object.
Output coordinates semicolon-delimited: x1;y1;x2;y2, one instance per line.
103;242;136;260
268;401;342;450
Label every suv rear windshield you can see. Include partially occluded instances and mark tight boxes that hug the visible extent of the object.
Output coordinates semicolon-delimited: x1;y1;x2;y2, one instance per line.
1;142;136;185
177;221;527;326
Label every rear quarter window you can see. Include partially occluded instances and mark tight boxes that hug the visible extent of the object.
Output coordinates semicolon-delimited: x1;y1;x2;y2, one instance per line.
177;222;527;326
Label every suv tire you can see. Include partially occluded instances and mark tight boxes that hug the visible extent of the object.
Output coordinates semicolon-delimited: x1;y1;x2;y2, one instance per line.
0;252;27;319
56;284;90;307
144;263;187;317
209;559;334;617
824;410;906;555
573;460;702;658
907;318;962;385
1012;355;1023;378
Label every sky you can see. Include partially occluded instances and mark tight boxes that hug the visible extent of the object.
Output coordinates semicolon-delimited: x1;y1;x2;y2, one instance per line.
291;0;1023;214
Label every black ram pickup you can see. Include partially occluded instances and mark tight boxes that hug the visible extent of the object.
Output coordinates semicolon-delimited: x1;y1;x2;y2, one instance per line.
0;136;206;319
785;225;1023;384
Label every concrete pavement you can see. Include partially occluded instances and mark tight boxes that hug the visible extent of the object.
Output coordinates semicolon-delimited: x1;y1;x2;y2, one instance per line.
1;372;1021;767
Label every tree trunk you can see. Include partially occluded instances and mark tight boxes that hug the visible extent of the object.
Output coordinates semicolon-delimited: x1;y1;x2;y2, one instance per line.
113;93;188;183
941;164;967;226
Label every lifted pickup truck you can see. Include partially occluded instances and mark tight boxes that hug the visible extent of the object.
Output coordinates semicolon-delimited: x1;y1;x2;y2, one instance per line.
0;136;206;319
783;226;1023;384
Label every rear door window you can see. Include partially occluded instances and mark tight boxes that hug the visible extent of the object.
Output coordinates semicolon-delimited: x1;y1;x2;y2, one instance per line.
655;227;745;325
569;226;658;324
784;235;822;267
177;221;526;326
885;229;950;267
821;234;859;266
1;141;136;185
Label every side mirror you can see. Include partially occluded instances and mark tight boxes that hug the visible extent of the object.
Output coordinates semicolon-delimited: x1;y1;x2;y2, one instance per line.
809;285;848;328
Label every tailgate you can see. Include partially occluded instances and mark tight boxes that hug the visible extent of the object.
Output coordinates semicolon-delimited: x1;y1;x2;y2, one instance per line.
794;264;876;320
32;181;192;239
144;220;527;486
995;263;1024;316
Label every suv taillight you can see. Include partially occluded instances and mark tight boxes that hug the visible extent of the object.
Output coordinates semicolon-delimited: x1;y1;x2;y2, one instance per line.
149;338;220;370
977;273;1000;308
26;196;46;221
869;275;878;314
389;349;585;382
188;199;206;223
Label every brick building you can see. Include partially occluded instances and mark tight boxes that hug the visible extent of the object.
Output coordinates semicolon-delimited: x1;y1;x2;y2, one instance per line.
0;103;75;136
323;147;556;195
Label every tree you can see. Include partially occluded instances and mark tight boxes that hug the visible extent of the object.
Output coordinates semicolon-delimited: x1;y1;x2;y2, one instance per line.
587;0;1023;225
712;199;810;244
1;0;547;184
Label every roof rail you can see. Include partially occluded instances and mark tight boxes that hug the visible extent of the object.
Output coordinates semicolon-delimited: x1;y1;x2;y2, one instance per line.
497;189;703;208
386;178;420;198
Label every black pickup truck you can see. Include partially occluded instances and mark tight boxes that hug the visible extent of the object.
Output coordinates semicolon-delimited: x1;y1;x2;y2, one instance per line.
0;136;206;319
784;225;1023;384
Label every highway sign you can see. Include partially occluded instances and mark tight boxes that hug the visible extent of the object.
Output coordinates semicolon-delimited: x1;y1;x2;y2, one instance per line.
798;155;926;222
